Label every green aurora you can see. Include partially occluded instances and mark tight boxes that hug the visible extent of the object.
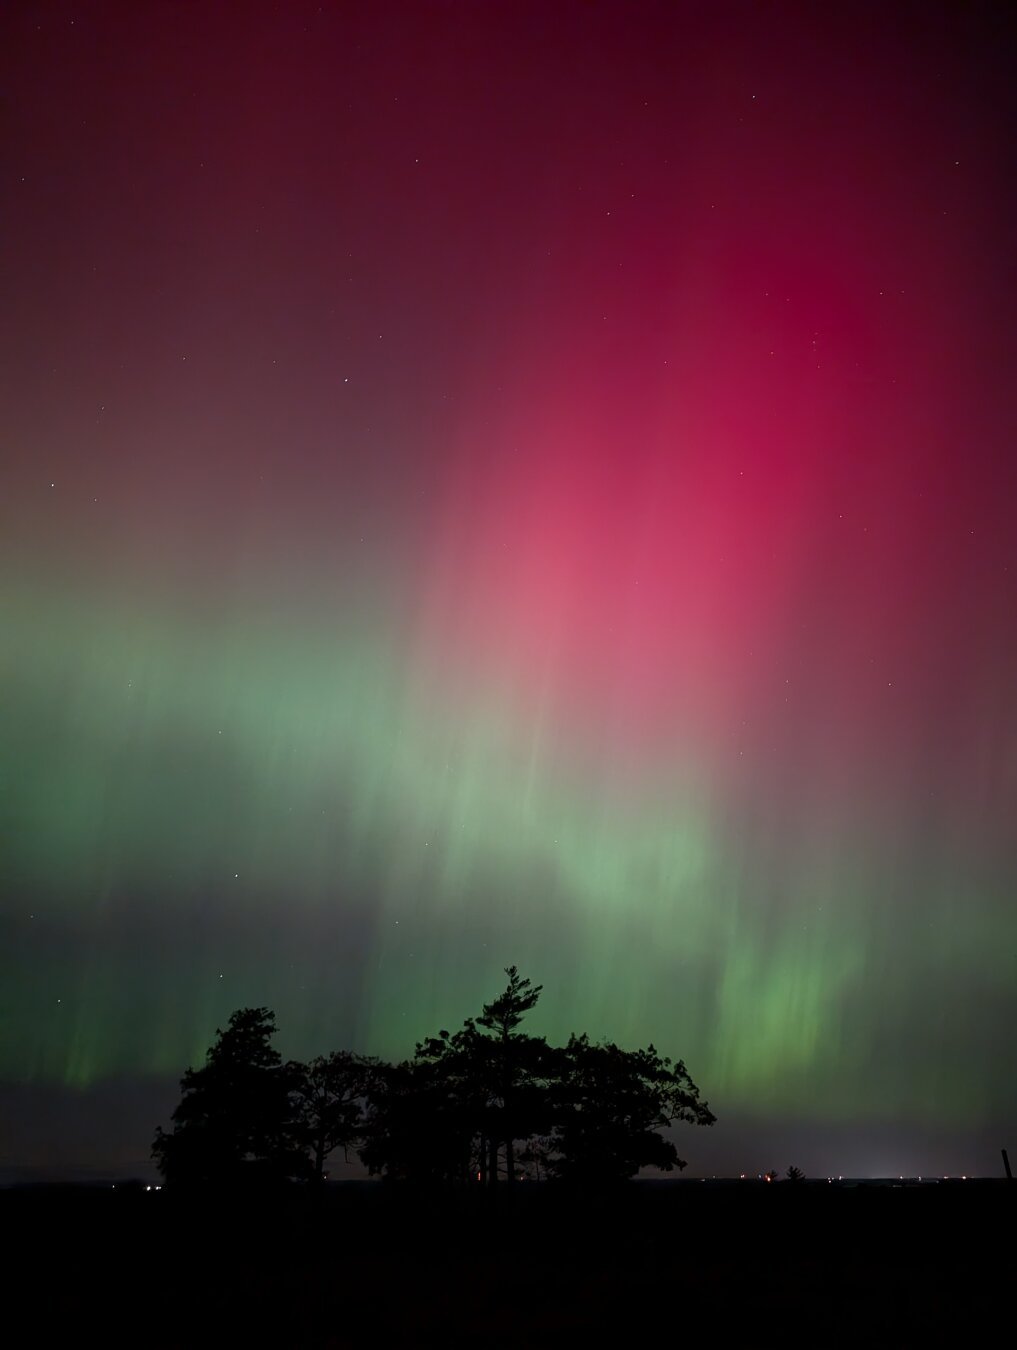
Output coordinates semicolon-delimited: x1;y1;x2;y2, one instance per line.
4;578;1010;1135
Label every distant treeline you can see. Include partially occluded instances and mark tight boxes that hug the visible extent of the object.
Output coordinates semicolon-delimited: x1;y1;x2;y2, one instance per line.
153;967;715;1186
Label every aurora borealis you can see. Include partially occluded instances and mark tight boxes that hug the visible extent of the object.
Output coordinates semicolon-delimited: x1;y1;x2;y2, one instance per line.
2;1;1015;1178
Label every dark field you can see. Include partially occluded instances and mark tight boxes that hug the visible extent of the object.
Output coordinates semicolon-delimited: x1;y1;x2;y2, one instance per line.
7;1181;1011;1346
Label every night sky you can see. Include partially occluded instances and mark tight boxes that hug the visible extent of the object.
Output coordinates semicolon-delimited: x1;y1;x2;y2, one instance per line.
2;0;1015;1180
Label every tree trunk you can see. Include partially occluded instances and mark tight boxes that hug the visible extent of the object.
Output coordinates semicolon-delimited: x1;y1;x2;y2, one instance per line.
505;1135;515;1186
488;1135;499;1186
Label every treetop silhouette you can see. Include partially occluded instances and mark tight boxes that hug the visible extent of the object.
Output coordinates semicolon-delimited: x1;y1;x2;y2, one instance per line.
152;1007;308;1186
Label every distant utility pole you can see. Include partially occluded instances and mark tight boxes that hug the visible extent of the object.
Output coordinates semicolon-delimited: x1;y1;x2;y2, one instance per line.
1003;1148;1013;1181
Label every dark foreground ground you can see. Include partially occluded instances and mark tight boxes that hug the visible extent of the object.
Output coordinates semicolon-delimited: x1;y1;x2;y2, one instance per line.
6;1179;1012;1346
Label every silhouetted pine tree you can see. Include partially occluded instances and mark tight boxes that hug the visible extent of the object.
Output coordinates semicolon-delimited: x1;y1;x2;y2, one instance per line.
153;1007;307;1186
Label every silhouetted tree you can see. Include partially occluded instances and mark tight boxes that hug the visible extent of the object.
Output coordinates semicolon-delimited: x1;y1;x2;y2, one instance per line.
474;966;548;1186
152;1007;307;1186
785;1165;805;1182
411;1025;496;1183
293;1050;379;1183
360;968;554;1185
359;1057;476;1184
414;967;554;1186
546;1035;716;1181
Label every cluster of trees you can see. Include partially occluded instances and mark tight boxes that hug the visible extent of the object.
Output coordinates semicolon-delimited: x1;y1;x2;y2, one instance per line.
153;967;715;1187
